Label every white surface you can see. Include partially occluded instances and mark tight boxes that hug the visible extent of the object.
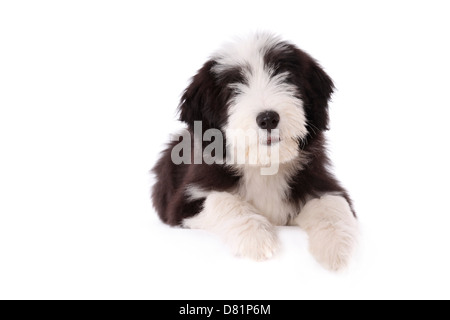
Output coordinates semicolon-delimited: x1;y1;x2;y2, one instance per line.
1;1;450;300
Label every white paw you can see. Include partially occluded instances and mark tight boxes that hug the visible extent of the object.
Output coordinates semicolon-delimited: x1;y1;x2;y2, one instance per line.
296;195;359;271
231;220;278;261
308;218;358;271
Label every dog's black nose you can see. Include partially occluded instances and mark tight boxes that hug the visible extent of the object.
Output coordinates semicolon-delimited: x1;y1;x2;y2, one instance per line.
256;111;280;130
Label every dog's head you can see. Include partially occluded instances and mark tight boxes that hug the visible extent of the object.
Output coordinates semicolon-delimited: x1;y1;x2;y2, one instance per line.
179;33;334;166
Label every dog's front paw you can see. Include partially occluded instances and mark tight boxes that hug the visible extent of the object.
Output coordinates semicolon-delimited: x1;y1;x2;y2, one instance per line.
308;219;358;271
296;195;359;271
231;220;278;261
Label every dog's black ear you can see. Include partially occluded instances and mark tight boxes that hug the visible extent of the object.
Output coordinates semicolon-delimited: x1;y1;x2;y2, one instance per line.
179;60;240;132
304;58;335;131
179;60;217;132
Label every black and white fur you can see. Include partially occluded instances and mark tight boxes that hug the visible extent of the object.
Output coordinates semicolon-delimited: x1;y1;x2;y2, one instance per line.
152;33;358;271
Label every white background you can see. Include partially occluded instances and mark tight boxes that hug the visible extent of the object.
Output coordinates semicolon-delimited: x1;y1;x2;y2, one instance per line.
1;1;450;300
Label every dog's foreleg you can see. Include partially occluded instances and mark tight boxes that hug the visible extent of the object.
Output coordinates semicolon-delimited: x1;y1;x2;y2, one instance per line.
183;192;278;260
294;195;359;271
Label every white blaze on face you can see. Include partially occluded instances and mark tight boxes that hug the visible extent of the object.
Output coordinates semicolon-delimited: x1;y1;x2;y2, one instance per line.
213;33;308;166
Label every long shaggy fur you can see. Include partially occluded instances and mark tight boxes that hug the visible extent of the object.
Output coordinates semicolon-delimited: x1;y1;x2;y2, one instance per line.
152;33;358;271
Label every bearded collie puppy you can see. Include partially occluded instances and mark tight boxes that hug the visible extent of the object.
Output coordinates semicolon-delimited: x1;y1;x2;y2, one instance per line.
152;33;358;271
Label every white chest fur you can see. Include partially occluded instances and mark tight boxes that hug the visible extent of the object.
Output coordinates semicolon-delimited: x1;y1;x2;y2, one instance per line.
237;164;297;225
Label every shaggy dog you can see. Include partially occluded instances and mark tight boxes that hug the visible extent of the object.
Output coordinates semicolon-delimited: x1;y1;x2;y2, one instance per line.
152;33;358;271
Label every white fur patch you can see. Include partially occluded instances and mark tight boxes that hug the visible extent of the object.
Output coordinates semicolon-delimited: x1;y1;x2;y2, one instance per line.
183;191;278;260
294;195;359;271
212;33;285;72
237;161;304;226
185;184;211;201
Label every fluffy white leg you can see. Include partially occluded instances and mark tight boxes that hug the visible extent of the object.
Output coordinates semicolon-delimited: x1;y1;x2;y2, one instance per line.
183;192;278;260
294;195;359;271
